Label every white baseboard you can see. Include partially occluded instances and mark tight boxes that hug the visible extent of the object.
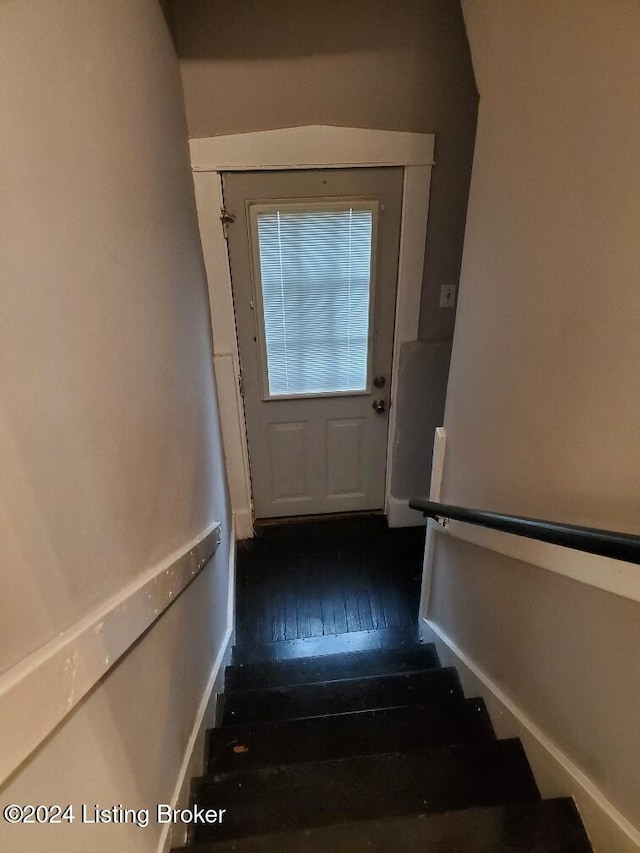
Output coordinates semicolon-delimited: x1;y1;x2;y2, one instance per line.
234;508;254;540
420;617;640;853
159;528;237;853
386;496;426;528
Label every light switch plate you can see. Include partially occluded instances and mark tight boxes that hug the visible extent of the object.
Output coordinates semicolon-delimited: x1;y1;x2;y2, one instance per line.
440;284;457;308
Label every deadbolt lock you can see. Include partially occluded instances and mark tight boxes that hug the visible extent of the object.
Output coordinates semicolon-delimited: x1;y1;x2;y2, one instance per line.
372;399;386;414
373;375;386;388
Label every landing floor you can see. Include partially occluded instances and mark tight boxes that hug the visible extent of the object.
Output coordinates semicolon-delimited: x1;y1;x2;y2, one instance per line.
235;514;425;648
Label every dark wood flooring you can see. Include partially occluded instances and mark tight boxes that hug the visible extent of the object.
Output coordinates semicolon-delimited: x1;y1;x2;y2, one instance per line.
235;514;425;648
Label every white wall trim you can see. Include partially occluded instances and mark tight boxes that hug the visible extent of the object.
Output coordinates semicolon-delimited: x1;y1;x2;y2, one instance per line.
421;424;640;604
418;428;448;612
213;355;253;540
386;496;426;529
429;426;447;502
422;617;640;853
190;125;435;172
190;126;434;531
161;644;230;853
384;164;432;522
160;523;236;853
419;518;440;615
438;521;640;605
0;522;221;786
194;171;254;539
232;508;254;543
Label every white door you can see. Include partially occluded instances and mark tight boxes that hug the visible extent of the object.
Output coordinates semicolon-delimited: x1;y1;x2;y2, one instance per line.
224;168;402;519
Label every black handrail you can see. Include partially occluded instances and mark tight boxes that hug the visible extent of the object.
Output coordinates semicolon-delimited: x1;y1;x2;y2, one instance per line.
409;499;640;565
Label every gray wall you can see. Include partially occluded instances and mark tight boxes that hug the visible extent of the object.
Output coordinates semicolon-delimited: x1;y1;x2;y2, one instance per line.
0;1;230;849
173;0;478;502
429;0;640;844
175;0;477;343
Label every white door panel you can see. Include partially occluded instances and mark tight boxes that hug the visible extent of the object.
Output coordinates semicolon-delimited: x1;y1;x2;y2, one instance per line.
268;421;312;504
326;418;368;498
224;168;402;519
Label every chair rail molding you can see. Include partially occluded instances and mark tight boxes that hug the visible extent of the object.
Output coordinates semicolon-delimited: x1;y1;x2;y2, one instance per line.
0;522;221;785
419;428;640;607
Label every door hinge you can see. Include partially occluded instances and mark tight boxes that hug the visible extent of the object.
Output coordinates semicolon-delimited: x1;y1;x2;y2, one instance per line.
238;371;244;397
220;207;236;239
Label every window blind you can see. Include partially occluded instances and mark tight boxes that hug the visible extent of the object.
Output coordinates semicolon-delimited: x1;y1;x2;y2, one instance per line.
255;205;374;397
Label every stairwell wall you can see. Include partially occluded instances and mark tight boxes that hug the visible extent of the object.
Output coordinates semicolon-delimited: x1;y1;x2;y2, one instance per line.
427;1;640;849
0;2;231;851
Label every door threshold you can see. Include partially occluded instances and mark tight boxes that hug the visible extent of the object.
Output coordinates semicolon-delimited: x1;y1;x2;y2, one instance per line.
254;510;386;530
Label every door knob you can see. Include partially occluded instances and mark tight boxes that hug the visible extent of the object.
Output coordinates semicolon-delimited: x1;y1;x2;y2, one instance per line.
372;399;386;414
373;375;386;388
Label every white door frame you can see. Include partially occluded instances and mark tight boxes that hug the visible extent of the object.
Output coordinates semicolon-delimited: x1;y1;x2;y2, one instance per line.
190;126;435;539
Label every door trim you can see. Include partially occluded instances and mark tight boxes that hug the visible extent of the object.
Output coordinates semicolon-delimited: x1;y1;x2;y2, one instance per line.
190;125;434;171
190;126;435;538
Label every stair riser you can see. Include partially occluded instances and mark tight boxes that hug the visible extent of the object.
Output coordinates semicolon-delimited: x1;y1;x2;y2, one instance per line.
226;645;439;691
192;739;540;843
187;798;592;853
209;699;494;774
219;668;461;726
232;626;423;665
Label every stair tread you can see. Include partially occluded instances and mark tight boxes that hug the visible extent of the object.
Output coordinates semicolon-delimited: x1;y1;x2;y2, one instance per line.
219;667;461;726
193;738;540;842
232;625;423;665
209;697;495;773
225;644;439;691
187;797;591;852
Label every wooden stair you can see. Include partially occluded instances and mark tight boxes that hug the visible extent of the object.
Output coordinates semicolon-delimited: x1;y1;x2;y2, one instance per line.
174;629;593;851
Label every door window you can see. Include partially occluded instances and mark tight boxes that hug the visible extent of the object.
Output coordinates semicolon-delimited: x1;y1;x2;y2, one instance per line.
249;200;379;399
